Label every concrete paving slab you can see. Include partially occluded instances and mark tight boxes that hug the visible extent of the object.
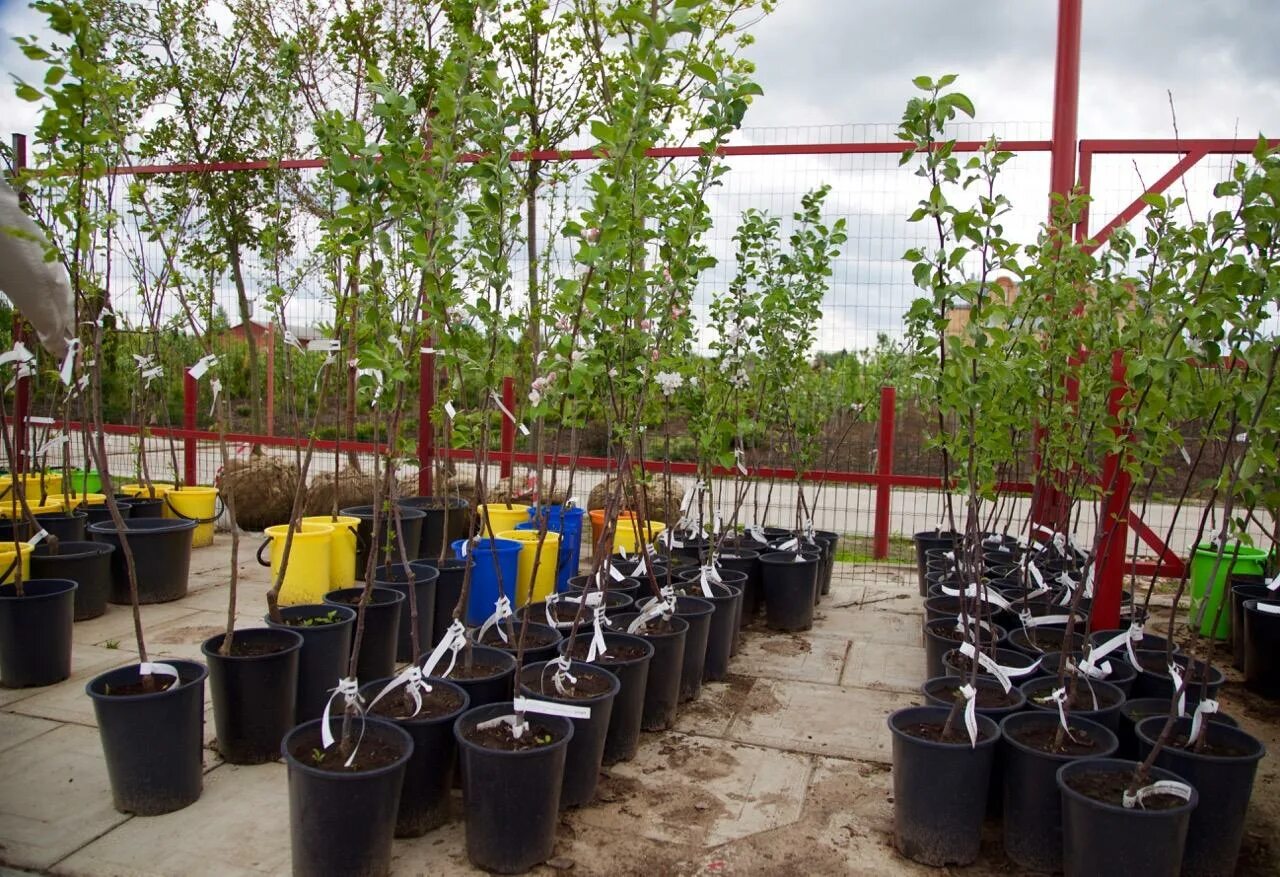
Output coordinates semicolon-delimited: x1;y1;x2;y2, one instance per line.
730;630;849;685
841;641;928;693
0;713;59;755
72;603;202;648
54;762;287;877
577;733;812;847
672;673;754;738
0;725;129;871
6;645;137;726
810;603;922;646
725;678;914;763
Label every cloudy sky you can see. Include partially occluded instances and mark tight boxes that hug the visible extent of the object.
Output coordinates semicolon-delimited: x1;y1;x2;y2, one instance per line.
2;0;1278;348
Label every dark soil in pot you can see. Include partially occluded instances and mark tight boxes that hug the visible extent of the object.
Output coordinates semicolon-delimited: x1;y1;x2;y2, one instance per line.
942;646;1040;681
202;627;303;764
921;675;1026;716
454;701;573;873
1135;715;1267;877
999;711;1119;873
1117;697;1237;760
887;705;997;866
0;578;77;687
1020;674;1126;732
1040;650;1138;697
1056;757;1198;877
283;717;413;877
923;618;1006;680
1128;649;1224;707
361;676;469;837
609;611;687;731
439;644;517;709
519;660;620;808
476;620;564;666
30;540;113;621
1006;624;1085;657
87;660;208;815
266;604;356;722
322;587;404;682
372;561;439;663
560;632;653;764
89;516;197;603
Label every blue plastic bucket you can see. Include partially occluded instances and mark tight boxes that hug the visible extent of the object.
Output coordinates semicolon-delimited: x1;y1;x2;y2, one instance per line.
524;505;585;593
451;537;522;626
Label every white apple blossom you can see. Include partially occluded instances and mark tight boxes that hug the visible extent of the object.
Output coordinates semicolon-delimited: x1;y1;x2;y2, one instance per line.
655;371;684;396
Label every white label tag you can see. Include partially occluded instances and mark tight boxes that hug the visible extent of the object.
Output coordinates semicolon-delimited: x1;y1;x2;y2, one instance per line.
513;695;591;720
27;529;49;546
307;339;341;353
1123;780;1193;809
443;401;456;420
1255;602;1280;615
187;354;217;380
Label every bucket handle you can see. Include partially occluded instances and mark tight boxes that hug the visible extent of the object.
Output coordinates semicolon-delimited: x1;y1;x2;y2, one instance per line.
256;537;272;567
0;556;17;583
165;490;225;525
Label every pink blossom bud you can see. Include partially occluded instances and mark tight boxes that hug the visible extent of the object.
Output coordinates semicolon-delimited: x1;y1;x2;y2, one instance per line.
583;227;600;243
640;319;653;330
651;349;660;362
670;306;685;319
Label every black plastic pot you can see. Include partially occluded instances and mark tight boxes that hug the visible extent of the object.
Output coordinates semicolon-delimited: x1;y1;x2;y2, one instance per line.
517;591;635;630
30;540;113;621
35;510;87;543
1040;650;1138;697
1242;598;1280;697
431;557;467;647
265;604;357;722
715;549;762;618
86;660;208;815
941;646;1040;681
676;567;747;657
1090;628;1180;656
1230;580;1270;671
202;628;303;764
1000;711;1119;872
83;500;132;526
1136;715;1266;877
913;530;960;596
360;676;469;837
115;495;163;519
1006;625;1085;658
341;504;427;577
89;516;198;604
670;595;713;702
398;496;471;560
924;594;1016;631
519;660;620;808
1056;757;1198;877
759;550;819;631
477;621;564;667
1020;674;1125;731
685;582;741;682
559;632;653;764
0;578;77;687
1129;649;1225;707
1117;698;1237;760
611;611;687;731
373;561;439;663
924;618;1006;680
322;587;405;682
813;530;839;596
282;717;413;877
567;574;641;602
454;702;573;874
921;675;1026;717
887;705;998;866
443;644;517;709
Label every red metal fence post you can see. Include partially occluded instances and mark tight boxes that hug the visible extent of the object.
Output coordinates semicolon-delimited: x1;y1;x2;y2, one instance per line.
500;376;515;480
1091;350;1130;630
10;134;29;477
418;349;434;496
265;322;275;437
873;386;897;560
183;372;198;486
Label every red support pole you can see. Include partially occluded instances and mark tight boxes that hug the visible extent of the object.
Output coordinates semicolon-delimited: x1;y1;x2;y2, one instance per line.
265;324;275;437
10;135;29;477
500;375;515;480
417;349;434;496
873;386;896;560
1092;350;1130;631
183;372;198;486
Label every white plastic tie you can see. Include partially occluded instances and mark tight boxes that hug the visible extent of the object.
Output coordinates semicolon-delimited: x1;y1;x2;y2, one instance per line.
698;567;715;598
36;433;69;457
0;341;34;367
1028;561;1046;589
514;695;591;720
1126;620;1145;666
958;641;1013;692
27;529;49;546
1256;602;1280;615
1266;572;1280;592
1123;780;1192;810
320;677;365;766
476;712;528;740
1169;662;1187;717
58;338;78;386
960;683;979;748
1189;698;1219;743
187;353;217;380
587;605;608;661
422;620;467;678
368;664;431;717
1051;687;1078;742
478;596;515;644
628;596;673;634
307;338;341;353
443;401;456;420
490;391;529;436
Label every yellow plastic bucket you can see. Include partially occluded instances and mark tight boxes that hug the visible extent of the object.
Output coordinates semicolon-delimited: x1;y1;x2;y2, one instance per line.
64;493;108;510
480;503;531;536
497;529;562;607
260;522;334;606
613;518;666;555
0;542;34;584
122;482;174;501
0;497;65;518
165;486;219;548
302;514;361;589
0;472;64;503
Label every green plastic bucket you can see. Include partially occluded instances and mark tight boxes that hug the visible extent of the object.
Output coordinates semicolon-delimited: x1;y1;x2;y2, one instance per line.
64;469;102;495
1189;542;1269;639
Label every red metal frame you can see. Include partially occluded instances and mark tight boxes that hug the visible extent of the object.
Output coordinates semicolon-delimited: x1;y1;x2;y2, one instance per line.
183;373;198;486
872;386;896;560
1091;350;1131;629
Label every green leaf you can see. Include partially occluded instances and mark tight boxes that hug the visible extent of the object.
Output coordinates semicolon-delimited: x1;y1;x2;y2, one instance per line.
14;82;42;103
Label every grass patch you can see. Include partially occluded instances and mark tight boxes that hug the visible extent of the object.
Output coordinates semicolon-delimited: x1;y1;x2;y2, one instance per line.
833;534;915;565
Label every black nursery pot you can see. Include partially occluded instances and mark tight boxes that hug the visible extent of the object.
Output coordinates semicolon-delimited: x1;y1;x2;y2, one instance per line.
921;675;1026;718
454;702;574;874
90;516;197;603
759;551;819;631
35;509;88;543
340;504;427;577
265;604;356;722
1230;580;1271;671
283;717;413;877
114;494;163;518
676;568;748;658
1242;598;1280;697
887;705;998;866
517;591;635;630
83;500;132;526
567;574;641;602
0;578;77;687
30;540;113;621
398;496;471;561
373;561;439;663
443;644;517;710
477;621;564;667
1056;757;1198;877
924;618;1006;681
1040;650;1138;698
999;711;1119;873
559;632;653;764
715;549;763;618
941;646;1040;682
87;660;208;815
913;529;960;596
1117;698;1238;761
686;582;742;682
611;611;687;731
813;530;839;596
1020;674;1126;732
322;587;405;683
360;676;469;837
1135;715;1267;877
431;558;467;647
1129;649;1225;707
519;660;620;808
201;627;303;764
671;595;714;702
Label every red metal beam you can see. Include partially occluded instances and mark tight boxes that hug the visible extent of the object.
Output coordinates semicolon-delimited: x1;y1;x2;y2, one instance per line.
1079;138;1279;155
1085;148;1208;250
873;386;896;559
1092;350;1131;630
417;349;434;496
1048;0;1083;208
182;373;198;486
1126;508;1186;578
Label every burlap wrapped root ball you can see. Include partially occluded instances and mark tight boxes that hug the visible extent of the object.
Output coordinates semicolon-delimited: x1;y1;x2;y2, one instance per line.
216;455;299;532
445;471;567;507
587;477;686;524
304;466;377;516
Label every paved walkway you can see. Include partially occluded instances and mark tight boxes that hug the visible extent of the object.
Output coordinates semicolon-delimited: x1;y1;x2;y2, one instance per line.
1;539;1277;875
